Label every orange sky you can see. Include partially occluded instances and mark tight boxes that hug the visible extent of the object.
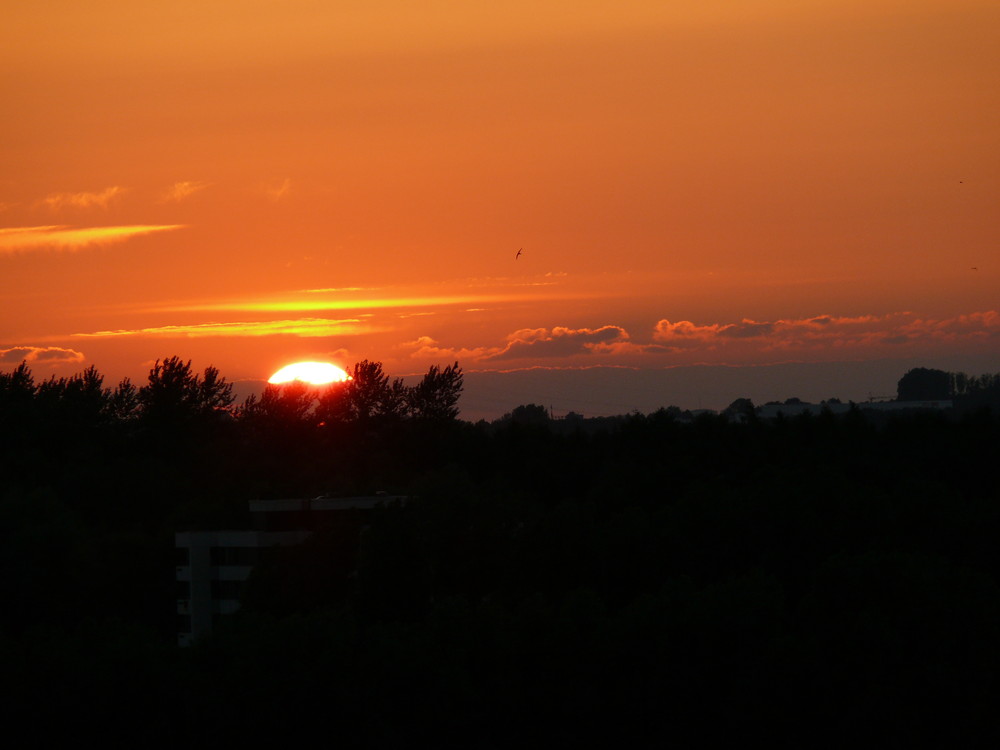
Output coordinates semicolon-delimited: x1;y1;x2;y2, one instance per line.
2;1;998;409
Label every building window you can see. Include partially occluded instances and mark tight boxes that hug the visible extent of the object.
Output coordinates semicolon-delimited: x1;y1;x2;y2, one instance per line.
177;614;191;633
175;547;190;566
176;580;191;599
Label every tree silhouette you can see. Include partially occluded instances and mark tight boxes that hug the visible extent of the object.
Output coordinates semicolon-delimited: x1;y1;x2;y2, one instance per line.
0;362;39;466
502;403;550;425
408;362;463;421
36;366;109;431
0;361;36;419
240;381;316;426
316;360;407;425
198;365;235;414
897;368;951;401
723;397;755;421
138;356;234;426
105;377;139;422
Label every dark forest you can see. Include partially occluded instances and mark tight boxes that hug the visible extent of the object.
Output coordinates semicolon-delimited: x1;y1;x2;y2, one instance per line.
2;357;1000;745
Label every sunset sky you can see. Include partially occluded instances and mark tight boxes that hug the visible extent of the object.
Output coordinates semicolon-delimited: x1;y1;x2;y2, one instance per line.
3;1;998;415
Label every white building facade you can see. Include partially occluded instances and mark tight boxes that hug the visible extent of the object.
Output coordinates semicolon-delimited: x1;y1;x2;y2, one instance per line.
175;495;405;646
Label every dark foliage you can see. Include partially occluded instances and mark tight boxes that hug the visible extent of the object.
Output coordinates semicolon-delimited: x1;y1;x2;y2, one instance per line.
897;366;1000;409
897;367;952;401
3;358;1000;745
407;361;464;421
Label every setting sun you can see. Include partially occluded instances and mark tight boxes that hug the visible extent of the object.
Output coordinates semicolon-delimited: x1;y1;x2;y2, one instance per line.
268;361;349;385
2;0;997;414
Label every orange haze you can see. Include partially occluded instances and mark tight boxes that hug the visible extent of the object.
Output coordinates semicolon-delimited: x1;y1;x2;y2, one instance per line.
2;1;998;411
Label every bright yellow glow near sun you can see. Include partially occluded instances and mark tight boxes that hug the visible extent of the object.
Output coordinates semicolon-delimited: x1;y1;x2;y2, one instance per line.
268;362;350;385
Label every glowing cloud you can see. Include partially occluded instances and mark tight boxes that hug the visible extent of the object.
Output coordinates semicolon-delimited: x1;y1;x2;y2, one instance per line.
39;186;126;210
154;293;543;314
653;312;1000;352
488;325;631;361
0;346;85;364
406;326;634;363
0;225;185;253
73;318;369;339
403;336;495;361
405;310;1000;369
300;287;375;293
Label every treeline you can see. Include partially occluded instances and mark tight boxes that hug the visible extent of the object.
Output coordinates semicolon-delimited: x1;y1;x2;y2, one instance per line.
2;357;1000;744
1;355;465;515
897;366;1000;406
0;355;463;428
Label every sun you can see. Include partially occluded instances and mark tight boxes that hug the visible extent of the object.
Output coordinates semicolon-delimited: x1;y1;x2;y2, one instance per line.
268;361;350;385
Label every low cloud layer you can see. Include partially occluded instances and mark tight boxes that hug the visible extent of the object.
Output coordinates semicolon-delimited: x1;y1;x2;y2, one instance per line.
653;311;1000;352
406;326;635;363
0;346;85;364
0;224;185;253
488;326;631;361
406;311;1000;368
403;336;494;361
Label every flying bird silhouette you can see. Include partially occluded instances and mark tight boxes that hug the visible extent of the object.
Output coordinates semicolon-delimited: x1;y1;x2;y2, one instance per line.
515;247;523;259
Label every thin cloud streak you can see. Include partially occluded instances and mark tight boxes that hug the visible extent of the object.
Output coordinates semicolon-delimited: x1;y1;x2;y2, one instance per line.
300;287;377;293
39;186;126;210
263;178;291;201
160;181;209;202
151;292;577;314
72;318;371;339
0;225;185;253
204;278;590;338
448;272;571;289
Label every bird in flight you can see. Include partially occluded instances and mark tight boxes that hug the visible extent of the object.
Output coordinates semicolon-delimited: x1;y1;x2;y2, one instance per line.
515;247;523;260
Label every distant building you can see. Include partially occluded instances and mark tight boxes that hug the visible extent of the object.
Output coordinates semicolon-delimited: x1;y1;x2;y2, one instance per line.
862;399;952;412
756;402;852;419
175;494;405;646
175;528;310;647
756;400;952;420
677;409;718;423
